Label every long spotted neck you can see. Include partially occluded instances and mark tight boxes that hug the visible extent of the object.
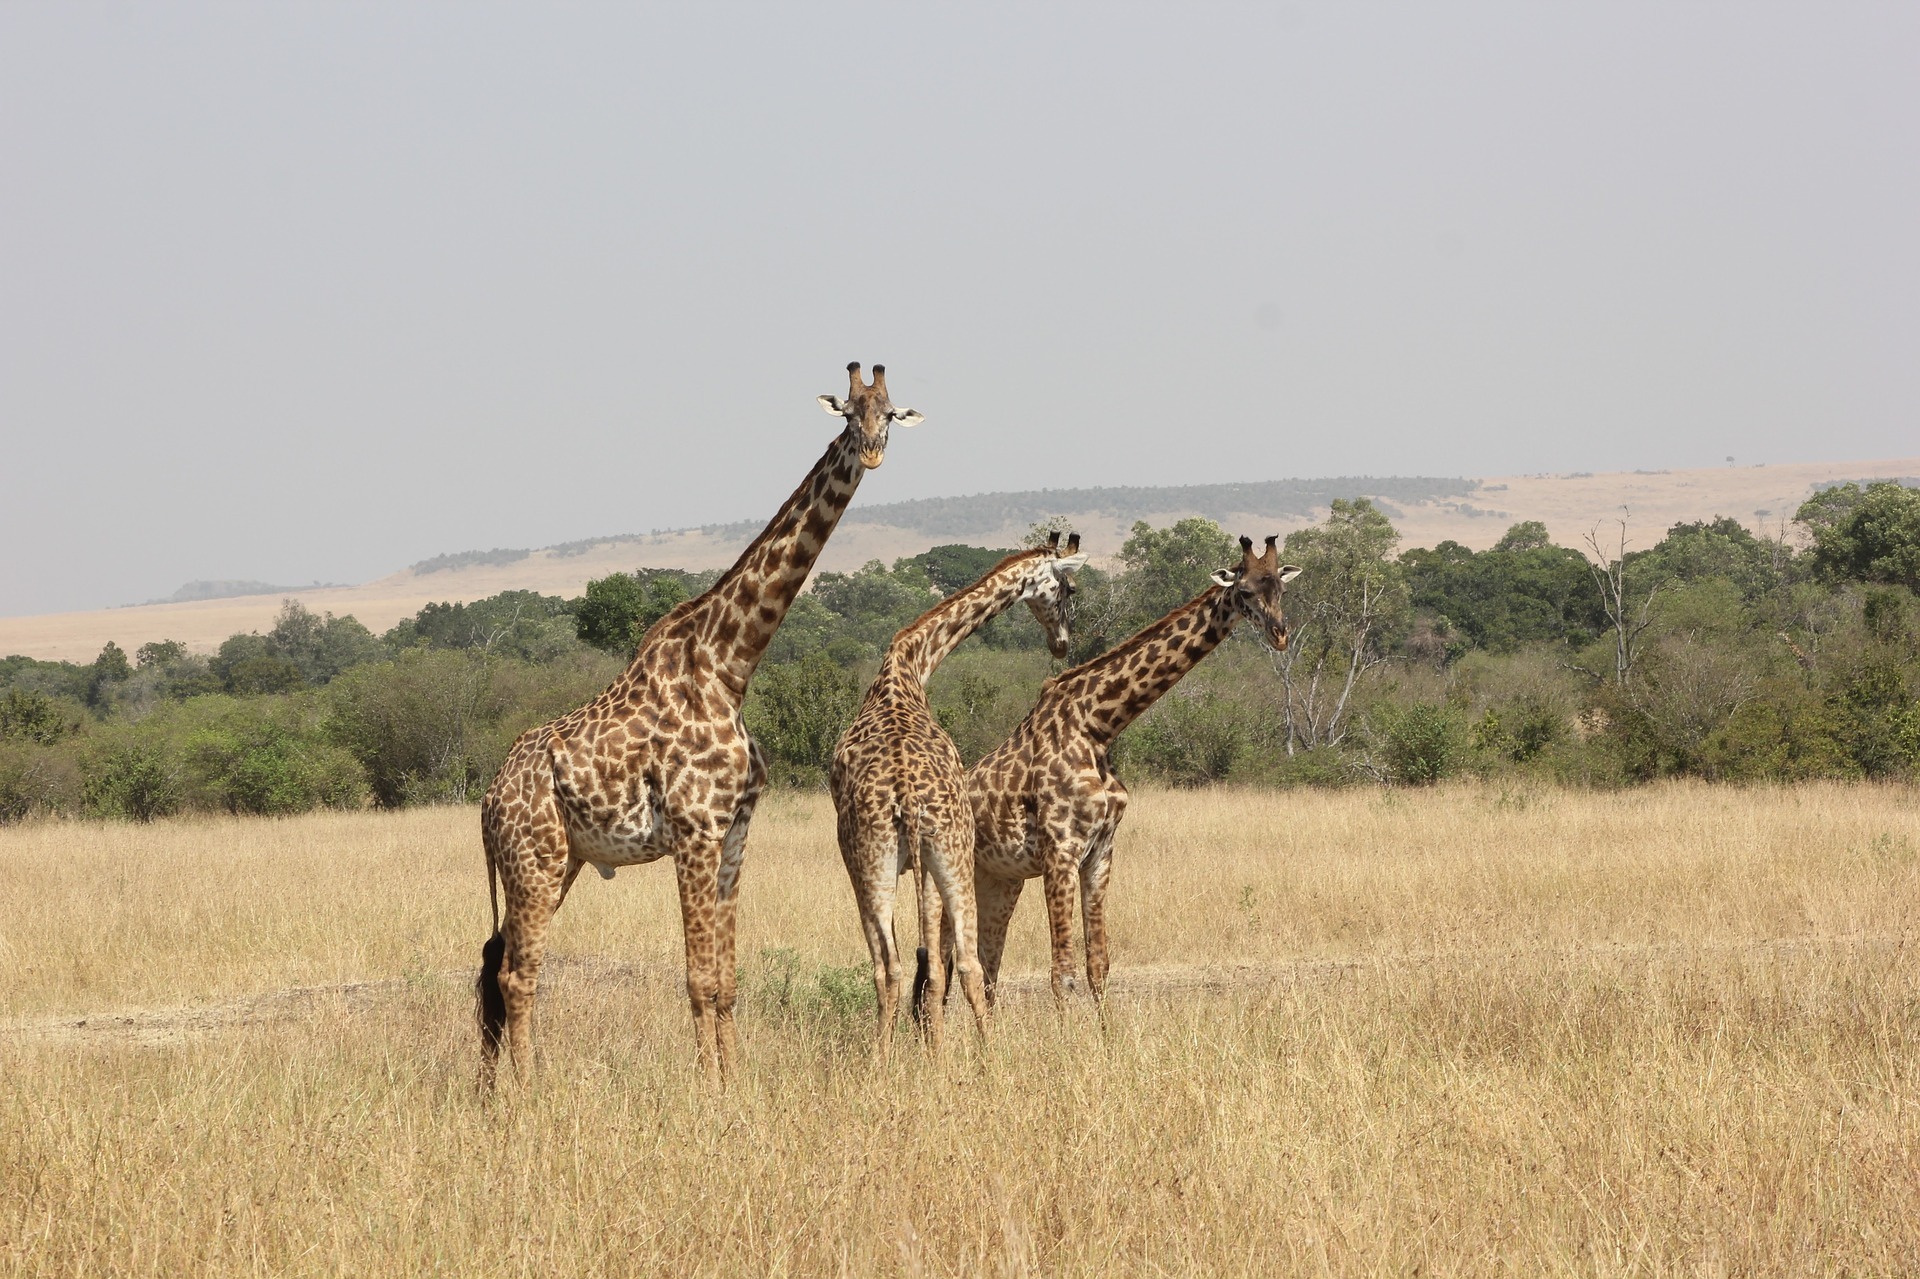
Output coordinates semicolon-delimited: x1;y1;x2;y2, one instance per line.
885;550;1048;687
1053;586;1238;745
690;426;866;698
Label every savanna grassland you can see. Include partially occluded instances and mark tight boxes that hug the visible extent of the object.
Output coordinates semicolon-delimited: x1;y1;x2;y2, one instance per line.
2;784;1916;1276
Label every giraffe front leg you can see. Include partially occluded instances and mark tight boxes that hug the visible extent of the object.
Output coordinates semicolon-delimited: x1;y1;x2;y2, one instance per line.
673;837;726;1085
1040;853;1080;1005
1080;827;1117;1003
713;803;757;1082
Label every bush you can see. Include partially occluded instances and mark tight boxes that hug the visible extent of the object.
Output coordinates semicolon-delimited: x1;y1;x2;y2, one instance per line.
1117;685;1258;786
83;736;183;821
0;740;83;822
744;653;861;787
0;688;83;745
1367;701;1466;785
173;699;368;815
326;650;517;806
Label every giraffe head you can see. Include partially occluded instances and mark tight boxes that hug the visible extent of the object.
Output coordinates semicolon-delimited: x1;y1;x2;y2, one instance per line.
1209;535;1303;652
1018;531;1090;658
817;362;923;469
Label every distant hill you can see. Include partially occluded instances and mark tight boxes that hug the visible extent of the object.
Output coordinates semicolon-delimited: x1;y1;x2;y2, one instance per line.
407;475;1485;566
10;458;1920;663
146;580;296;605
835;475;1482;537
136;579;348;606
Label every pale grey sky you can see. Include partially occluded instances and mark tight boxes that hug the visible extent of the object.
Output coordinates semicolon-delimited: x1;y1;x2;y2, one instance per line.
3;4;1916;617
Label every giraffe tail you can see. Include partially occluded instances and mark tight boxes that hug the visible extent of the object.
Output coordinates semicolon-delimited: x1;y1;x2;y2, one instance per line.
911;944;933;1023
477;835;507;1066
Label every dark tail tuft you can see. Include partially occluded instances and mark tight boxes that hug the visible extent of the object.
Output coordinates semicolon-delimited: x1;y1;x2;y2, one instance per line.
477;931;507;1061
911;945;932;1028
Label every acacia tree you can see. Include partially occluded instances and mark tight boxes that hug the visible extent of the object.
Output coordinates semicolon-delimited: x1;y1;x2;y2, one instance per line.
1272;499;1408;752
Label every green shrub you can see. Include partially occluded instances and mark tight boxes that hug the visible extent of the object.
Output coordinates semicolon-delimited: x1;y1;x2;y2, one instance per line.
1117;685;1258;786
1368;701;1466;785
0;740;83;822
744;652;861;788
83;736;183;821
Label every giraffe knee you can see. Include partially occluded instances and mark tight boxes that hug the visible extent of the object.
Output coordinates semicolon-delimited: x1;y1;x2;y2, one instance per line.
500;966;538;1008
686;970;719;1015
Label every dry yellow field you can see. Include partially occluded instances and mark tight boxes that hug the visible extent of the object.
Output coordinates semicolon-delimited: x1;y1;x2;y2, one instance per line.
2;784;1916;1275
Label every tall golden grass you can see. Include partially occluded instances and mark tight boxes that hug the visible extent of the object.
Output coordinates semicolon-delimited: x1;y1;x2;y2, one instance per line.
2;783;1916;1275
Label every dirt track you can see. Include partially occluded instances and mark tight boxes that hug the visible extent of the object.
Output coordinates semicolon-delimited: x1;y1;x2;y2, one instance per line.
6;933;1900;1049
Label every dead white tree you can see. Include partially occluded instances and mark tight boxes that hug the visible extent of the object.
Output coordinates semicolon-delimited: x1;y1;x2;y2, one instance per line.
1268;499;1407;753
1578;512;1662;687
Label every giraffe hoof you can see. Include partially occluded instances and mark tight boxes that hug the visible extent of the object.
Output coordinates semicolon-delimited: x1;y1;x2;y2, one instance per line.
596;864;616;881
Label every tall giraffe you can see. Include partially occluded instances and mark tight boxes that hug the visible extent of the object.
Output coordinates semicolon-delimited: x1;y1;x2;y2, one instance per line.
830;533;1088;1056
477;362;922;1086
931;536;1300;1012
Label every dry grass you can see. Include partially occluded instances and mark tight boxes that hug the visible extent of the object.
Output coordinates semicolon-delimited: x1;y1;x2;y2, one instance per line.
2;783;1917;1275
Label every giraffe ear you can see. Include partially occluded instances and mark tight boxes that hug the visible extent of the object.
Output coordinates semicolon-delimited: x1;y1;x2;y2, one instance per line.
1210;569;1239;588
890;408;925;427
1277;564;1304;584
1052;554;1089;576
818;394;849;416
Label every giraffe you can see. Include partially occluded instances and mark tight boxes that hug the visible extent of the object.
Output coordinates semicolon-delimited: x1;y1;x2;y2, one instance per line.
477;362;922;1087
926;535;1300;1014
829;533;1088;1056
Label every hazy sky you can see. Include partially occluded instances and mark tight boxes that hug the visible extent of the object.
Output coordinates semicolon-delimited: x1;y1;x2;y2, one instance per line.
4;4;1916;616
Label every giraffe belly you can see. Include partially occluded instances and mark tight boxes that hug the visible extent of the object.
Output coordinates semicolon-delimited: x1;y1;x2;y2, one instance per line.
567;818;673;870
974;834;1044;881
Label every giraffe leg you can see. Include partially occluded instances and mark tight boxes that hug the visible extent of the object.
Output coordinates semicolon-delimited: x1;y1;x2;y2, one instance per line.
498;863;565;1088
1080;826;1117;1002
846;826;903;1059
925;824;989;1040
974;871;1025;1008
673;836;726;1085
915;863;947;1052
1040;851;1081;1005
713;804;754;1081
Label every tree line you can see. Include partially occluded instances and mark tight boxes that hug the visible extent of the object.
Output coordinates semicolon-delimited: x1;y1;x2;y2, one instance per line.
3;480;1917;821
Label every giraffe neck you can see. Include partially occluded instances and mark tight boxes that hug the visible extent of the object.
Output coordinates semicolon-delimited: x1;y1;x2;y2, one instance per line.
682;426;866;699
1053;586;1238;744
884;549;1049;687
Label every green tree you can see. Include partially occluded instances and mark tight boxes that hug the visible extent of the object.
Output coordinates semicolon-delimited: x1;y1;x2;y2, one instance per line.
1400;529;1600;655
86;641;133;708
0;688;81;745
809;559;940;656
386;590;580;663
743;651;861;785
898;544;1015;595
1116;517;1239;624
574;570;711;654
1798;481;1920;591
